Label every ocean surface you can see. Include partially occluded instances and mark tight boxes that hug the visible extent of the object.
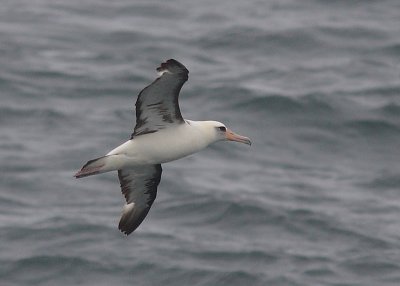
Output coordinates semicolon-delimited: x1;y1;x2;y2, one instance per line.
1;0;400;285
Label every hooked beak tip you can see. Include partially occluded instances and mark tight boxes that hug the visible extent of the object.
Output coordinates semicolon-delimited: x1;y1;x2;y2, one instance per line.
226;129;252;146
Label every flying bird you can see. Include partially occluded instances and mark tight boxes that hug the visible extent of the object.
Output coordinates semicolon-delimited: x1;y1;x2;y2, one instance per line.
74;59;251;235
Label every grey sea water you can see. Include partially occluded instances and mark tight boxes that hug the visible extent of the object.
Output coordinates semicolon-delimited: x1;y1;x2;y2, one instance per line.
1;0;400;285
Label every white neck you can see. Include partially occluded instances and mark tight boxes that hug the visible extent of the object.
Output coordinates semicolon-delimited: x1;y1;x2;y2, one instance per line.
185;120;220;147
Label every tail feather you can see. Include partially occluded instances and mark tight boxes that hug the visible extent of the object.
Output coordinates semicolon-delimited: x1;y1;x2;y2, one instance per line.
74;156;108;178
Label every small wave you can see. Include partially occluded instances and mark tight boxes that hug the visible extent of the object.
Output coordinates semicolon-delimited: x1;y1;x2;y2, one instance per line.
303;267;336;278
317;25;387;42
0;107;67;123
347;84;400;97
161;195;270;227
1;222;113;243
213;271;263;286
197;26;321;53
235;94;334;116
188;249;278;265
1;255;109;285
343;119;400;136
0;196;28;209
339;256;400;277
101;30;150;44
379;103;400;117
363;173;400;191
376;43;400;56
281;207;392;251
6;255;99;270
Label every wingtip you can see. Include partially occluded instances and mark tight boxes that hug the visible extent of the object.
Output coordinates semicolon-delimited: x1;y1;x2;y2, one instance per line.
118;202;137;236
156;59;189;77
119;227;132;236
118;223;134;236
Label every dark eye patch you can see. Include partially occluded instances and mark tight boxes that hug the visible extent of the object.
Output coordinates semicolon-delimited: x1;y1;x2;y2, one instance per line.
218;126;226;132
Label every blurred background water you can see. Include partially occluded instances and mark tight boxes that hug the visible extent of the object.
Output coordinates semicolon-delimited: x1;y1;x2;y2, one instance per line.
1;0;400;285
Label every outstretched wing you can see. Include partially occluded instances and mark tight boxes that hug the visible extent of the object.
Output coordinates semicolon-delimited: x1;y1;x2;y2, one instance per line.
118;164;162;235
132;59;189;138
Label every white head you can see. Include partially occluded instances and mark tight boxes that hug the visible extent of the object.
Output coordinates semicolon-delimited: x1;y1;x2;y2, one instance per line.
197;121;252;146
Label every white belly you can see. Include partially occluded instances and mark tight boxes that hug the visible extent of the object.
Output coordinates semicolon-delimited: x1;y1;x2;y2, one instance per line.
106;123;213;166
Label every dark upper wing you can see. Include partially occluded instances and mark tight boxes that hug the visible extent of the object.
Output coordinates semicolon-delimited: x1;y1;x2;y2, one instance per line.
118;164;162;235
131;59;189;137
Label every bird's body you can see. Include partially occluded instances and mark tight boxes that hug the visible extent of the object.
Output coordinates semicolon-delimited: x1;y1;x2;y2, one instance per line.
107;120;219;165
75;59;251;235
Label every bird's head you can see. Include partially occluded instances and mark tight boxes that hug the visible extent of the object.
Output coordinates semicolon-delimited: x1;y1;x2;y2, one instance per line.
201;121;252;146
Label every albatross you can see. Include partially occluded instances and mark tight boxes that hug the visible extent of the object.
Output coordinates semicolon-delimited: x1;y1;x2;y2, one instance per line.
74;59;251;235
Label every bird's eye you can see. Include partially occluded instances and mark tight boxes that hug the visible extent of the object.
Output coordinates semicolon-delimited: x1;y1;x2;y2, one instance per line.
218;126;226;132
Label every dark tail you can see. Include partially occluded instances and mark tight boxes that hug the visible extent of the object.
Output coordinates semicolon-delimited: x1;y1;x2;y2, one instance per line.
74;156;108;178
